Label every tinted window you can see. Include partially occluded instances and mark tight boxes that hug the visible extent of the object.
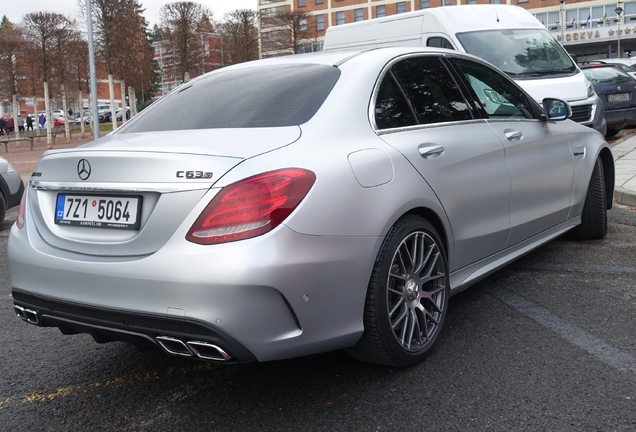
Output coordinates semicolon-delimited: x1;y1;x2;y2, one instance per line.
375;74;417;129
391;57;472;124
426;37;454;50
450;58;534;119
116;64;340;133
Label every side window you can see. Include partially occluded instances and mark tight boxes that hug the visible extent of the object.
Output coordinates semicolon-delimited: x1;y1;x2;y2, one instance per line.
375;74;417;130
450;58;534;119
391;56;472;125
426;37;455;50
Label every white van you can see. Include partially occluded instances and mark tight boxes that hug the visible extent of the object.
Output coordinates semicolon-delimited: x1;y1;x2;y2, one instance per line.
323;5;606;135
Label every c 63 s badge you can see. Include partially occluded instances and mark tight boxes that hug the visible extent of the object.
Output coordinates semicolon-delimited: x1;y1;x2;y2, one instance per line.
176;171;213;179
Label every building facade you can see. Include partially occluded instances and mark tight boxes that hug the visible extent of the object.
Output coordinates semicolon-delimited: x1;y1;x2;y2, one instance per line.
257;0;636;62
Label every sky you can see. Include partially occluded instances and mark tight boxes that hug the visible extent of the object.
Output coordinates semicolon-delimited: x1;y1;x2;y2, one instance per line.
2;0;258;27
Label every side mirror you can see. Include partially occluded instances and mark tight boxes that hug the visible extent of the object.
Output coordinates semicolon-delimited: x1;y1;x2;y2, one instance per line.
542;98;572;121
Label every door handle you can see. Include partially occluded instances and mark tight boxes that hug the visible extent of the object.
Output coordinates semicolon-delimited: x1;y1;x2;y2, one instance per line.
418;145;445;159
504;130;523;141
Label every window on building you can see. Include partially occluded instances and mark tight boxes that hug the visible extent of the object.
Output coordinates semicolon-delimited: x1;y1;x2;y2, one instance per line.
316;14;325;31
355;8;364;21
442;0;451;6
336;11;345;25
397;2;407;13
298;0;306;7
490;0;501;4
300;18;307;32
377;5;386;17
316;0;324;4
420;0;430;9
467;0;477;4
517;0;528;3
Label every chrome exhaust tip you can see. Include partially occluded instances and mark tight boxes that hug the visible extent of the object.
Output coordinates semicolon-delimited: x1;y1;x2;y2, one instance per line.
155;336;193;357
14;305;40;325
186;341;232;361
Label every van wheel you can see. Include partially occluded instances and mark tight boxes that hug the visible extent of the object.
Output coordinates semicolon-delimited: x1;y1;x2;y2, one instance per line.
346;215;449;367
605;128;620;138
0;193;6;223
572;158;607;240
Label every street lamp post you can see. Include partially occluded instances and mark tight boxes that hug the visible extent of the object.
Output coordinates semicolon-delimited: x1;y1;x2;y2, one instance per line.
616;1;624;58
560;0;565;45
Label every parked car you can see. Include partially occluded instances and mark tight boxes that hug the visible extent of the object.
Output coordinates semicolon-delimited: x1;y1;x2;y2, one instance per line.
0;156;25;223
587;58;636;79
581;64;636;137
98;111;112;123
8;48;614;367
116;108;130;122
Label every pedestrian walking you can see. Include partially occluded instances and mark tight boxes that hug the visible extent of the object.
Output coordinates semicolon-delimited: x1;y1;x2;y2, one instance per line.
26;114;33;131
39;114;46;130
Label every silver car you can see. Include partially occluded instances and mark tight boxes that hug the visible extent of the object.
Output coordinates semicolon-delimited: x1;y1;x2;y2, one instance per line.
0;156;24;223
8;48;614;367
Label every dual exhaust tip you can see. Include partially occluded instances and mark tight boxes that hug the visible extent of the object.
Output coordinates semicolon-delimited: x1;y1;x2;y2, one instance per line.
156;336;232;362
14;305;39;325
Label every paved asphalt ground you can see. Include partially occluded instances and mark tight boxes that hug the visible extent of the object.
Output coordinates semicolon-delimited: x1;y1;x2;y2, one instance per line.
0;130;635;430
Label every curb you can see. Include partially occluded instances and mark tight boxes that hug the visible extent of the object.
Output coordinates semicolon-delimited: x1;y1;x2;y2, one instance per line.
614;186;636;207
609;130;636;207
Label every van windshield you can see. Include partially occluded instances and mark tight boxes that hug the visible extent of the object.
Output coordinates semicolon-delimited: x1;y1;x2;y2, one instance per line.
456;29;577;77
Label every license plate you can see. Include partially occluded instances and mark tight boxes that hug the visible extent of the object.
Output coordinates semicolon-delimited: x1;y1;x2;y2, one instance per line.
55;194;142;230
608;93;629;102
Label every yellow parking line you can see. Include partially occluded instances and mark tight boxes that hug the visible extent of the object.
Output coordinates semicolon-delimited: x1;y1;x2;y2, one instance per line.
0;362;218;410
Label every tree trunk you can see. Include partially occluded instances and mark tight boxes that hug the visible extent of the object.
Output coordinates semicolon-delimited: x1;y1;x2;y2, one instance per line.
128;86;136;117
108;73;118;130
120;79;126;123
12;95;20;140
79;89;85;138
44;82;53;149
61;84;71;143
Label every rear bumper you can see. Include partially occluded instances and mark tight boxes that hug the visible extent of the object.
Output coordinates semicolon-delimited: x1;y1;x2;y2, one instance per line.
12;290;257;363
8;219;380;362
602;106;636;129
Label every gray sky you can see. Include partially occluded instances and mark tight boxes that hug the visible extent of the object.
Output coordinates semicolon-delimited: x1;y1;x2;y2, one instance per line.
2;0;258;27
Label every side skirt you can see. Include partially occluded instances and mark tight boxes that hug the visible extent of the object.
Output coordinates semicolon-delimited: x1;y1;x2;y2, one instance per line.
449;217;581;296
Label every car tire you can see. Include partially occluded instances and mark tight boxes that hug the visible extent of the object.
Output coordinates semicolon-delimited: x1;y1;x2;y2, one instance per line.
0;193;6;223
572;158;607;240
605;128;620;138
346;215;449;367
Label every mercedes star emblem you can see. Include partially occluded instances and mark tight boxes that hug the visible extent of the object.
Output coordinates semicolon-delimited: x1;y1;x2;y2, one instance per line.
77;159;91;181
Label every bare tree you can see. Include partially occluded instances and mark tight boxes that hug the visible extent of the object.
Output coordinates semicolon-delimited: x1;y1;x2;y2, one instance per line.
0;17;25;138
276;10;317;54
52;23;81;142
159;1;214;82
22;12;73;148
89;0;146;129
219;9;259;65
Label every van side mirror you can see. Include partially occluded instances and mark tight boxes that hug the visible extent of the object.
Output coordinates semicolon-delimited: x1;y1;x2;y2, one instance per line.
542;98;572;121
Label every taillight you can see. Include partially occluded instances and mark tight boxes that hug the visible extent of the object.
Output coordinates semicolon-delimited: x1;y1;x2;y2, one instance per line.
16;190;26;229
186;168;316;245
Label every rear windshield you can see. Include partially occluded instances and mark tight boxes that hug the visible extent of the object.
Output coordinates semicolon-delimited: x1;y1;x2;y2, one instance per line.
116;63;340;133
582;67;634;84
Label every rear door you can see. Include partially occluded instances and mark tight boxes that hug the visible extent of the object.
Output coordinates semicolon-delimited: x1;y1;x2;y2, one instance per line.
374;54;512;270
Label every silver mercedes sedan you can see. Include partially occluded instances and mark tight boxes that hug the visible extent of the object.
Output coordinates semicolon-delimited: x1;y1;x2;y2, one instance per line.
8;48;614;367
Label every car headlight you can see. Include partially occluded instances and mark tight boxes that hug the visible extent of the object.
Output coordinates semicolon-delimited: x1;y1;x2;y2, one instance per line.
6;162;16;173
587;83;596;98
